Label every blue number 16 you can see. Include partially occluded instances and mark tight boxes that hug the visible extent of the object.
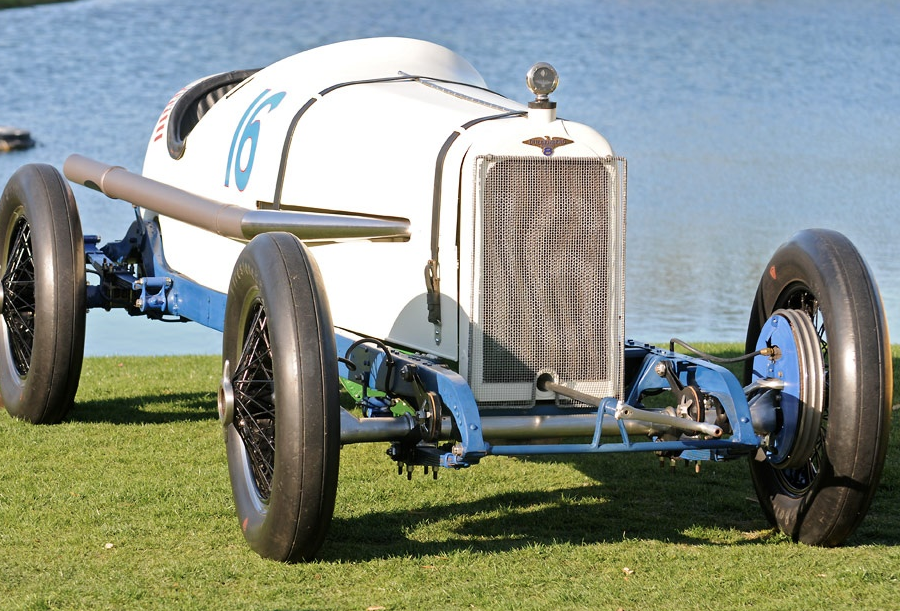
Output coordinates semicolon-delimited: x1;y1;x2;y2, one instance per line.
225;89;286;191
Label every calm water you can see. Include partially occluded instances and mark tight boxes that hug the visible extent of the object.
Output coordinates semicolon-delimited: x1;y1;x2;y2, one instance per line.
1;0;899;356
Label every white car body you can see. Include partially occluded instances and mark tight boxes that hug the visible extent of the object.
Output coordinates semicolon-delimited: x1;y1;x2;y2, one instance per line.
143;37;625;406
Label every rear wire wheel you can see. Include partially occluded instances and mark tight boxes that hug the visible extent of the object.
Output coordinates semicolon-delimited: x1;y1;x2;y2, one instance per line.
745;229;891;546
0;164;85;423
222;232;340;562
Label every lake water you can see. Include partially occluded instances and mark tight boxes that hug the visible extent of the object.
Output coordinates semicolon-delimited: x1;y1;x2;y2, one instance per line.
1;0;899;356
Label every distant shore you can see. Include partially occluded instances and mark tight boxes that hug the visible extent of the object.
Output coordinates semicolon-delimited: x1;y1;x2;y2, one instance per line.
0;0;74;8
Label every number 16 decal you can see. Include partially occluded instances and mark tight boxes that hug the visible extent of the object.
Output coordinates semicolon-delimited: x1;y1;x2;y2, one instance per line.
225;89;286;191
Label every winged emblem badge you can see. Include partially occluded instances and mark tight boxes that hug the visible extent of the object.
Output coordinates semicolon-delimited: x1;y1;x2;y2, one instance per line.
523;135;574;156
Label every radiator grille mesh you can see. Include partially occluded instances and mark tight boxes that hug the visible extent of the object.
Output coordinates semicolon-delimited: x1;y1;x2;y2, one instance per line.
469;155;625;406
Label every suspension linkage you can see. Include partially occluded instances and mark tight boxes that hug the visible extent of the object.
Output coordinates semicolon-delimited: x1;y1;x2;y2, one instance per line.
538;376;723;438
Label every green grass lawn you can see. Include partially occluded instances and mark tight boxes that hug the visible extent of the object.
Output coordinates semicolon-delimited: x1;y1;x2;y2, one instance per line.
1;348;898;610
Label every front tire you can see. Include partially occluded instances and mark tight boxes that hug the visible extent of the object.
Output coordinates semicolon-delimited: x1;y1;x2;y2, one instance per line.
745;228;891;546
0;164;85;423
221;232;340;562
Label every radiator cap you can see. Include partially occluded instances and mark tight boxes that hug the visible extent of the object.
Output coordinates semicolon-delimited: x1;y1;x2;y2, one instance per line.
526;62;558;109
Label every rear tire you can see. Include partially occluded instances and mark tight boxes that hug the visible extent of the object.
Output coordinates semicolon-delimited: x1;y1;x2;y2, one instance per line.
0;164;85;423
222;232;340;562
744;229;891;546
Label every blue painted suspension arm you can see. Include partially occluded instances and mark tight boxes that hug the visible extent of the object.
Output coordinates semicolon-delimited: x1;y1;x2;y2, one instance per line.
335;330;489;467
492;343;760;459
84;218;227;331
624;342;759;447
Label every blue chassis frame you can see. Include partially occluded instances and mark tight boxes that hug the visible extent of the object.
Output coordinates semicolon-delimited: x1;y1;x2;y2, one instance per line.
85;219;765;470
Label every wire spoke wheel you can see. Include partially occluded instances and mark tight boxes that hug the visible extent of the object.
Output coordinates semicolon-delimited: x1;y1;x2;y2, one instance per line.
231;302;276;500
222;232;339;562
0;164;85;424
745;229;891;546
1;217;36;375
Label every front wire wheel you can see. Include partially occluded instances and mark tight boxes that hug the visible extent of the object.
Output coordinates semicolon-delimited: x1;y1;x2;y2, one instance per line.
0;164;85;423
745;229;891;546
232;302;276;500
222;232;340;562
3;217;35;374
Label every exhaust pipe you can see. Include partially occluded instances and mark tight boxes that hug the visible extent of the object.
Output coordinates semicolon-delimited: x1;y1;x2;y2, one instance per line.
63;154;410;243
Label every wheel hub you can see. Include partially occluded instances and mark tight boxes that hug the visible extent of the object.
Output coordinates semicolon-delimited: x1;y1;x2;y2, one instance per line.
751;309;824;469
218;359;235;432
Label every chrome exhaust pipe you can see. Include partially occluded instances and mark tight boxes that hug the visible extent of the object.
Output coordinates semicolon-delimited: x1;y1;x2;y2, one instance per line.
63;154;410;243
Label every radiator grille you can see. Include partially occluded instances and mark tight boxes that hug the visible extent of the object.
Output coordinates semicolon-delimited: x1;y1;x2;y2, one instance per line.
469;155;626;406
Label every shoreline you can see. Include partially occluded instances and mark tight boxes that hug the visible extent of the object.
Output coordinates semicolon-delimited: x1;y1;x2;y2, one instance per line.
0;0;74;9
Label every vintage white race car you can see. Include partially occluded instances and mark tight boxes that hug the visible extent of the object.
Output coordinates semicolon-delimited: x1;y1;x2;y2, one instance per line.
0;38;891;562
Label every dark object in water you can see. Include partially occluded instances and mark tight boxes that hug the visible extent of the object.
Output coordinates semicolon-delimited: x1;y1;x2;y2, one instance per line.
0;126;35;151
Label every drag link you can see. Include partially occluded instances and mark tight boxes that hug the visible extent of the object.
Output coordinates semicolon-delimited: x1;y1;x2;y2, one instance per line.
615;404;723;438
538;374;723;438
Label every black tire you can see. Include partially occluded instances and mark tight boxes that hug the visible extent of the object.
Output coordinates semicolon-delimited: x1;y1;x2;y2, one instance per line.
0;164;85;423
221;232;340;562
744;228;891;546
